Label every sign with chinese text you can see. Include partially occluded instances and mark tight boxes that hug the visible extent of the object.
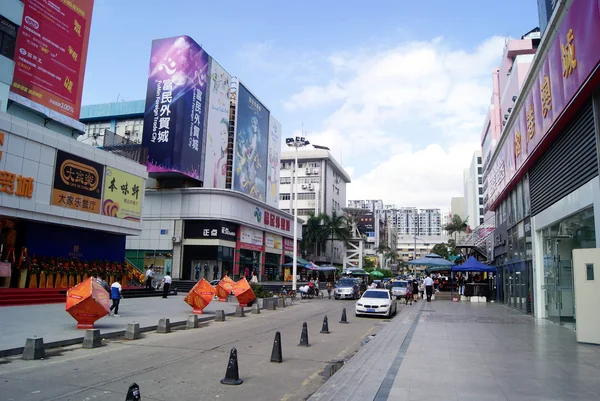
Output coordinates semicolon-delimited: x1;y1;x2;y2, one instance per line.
142;36;209;181
283;238;294;252
0;132;35;199
233;82;270;202
239;225;263;247
487;0;600;210
10;0;94;127
102;167;143;222
265;233;282;250
183;220;237;241
262;209;291;232
203;58;231;189
51;150;103;214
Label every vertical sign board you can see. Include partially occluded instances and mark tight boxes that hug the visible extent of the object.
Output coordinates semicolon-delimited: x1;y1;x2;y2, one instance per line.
142;36;209;180
203;58;231;189
233;83;270;202
10;0;94;128
51;150;103;214
102;167;144;222
266;116;282;208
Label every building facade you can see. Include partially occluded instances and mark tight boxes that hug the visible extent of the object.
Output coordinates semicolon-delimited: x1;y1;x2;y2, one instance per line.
279;149;351;265
464;150;484;228
485;0;600;330
450;197;466;220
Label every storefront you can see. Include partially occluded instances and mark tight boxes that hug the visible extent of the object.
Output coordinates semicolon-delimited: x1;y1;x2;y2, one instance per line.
264;232;283;281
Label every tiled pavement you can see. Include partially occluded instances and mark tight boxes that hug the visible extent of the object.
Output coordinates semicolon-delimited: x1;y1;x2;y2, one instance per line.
311;299;600;401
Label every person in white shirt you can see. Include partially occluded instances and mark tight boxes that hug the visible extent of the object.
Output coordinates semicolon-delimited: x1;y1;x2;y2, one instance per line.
145;266;155;290
423;274;434;302
161;272;172;299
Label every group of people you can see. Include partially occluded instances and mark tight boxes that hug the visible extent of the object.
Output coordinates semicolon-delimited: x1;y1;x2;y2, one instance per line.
144;266;172;298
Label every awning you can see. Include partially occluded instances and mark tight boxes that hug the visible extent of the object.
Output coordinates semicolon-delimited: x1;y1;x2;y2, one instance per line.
282;255;311;267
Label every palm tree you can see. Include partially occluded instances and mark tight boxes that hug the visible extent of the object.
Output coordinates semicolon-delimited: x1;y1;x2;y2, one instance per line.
374;244;390;268
384;249;399;268
301;213;328;258
444;214;468;241
321;211;351;265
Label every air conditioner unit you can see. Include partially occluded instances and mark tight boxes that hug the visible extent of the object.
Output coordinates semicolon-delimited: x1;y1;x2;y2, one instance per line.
306;168;311;175
301;184;307;189
313;168;319;174
172;236;181;243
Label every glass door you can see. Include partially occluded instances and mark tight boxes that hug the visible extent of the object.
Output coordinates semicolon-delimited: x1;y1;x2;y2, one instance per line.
543;238;561;324
543;236;575;327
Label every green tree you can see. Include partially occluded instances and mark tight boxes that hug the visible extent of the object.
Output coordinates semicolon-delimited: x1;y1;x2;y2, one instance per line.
384;249;399;267
301;213;328;258
430;243;449;260
363;256;376;270
321;211;351;264
444;214;468;241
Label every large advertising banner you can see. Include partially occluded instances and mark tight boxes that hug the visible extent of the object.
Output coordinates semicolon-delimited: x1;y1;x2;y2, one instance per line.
142;36;209;181
233;83;270;202
266;116;282;208
102;167;144;222
51;150;103;214
10;0;94;129
203;58;231;188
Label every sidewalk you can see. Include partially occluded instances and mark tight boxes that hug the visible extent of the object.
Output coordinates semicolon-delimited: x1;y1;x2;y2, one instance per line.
310;300;600;401
0;295;237;356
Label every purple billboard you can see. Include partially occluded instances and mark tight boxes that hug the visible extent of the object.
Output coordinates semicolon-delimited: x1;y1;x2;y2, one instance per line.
487;0;600;209
142;36;209;180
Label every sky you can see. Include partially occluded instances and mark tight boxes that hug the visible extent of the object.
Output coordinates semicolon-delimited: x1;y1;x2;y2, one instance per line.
82;0;540;210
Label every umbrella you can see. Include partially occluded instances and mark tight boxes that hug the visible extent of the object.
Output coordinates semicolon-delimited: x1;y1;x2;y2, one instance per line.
369;270;384;278
407;252;454;267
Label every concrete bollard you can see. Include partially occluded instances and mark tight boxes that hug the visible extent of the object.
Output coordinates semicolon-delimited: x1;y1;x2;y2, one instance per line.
215;310;226;322
277;298;286;308
157;318;171;333
82;329;102;348
251;304;261;314
22;337;45;360
125;323;141;340
187;315;199;329
235;306;245;317
267;301;277;311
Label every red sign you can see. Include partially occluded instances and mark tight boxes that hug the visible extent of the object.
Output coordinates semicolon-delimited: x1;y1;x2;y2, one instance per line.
263;210;291;232
11;0;94;121
239;242;263;252
283;238;294;252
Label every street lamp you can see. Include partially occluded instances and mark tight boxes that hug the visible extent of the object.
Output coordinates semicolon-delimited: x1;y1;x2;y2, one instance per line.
286;136;310;291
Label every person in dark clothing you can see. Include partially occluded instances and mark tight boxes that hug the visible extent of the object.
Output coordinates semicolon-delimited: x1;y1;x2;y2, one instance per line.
412;280;419;302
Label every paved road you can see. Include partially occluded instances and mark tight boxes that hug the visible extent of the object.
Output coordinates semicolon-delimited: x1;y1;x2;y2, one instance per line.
0;297;399;401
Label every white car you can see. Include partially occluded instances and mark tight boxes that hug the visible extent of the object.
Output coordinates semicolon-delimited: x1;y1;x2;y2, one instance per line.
355;289;397;318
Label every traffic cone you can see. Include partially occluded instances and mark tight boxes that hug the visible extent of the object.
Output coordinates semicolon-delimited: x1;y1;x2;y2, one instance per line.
270;331;283;363
220;347;243;385
298;322;311;347
320;315;330;334
125;383;141;401
340;308;349;324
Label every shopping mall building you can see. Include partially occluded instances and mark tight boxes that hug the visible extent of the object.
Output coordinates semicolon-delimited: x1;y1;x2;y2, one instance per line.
485;0;600;332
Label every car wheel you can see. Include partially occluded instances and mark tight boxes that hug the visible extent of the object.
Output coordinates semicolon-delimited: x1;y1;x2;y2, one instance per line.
386;309;392;318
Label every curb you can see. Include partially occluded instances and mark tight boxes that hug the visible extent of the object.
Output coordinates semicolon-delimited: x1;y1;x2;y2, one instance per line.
0;311;237;358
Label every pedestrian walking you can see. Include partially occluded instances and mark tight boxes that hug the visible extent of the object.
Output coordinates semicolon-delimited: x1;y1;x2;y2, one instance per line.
412;279;419;303
195;263;200;280
326;281;333;299
161;272;172;298
250;271;258;283
109;279;122;317
423;273;434;302
145;266;154;290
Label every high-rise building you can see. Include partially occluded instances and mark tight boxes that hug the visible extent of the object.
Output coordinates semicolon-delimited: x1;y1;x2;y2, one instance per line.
464;151;484;229
279;149;351;265
450;197;466;220
347;199;384;213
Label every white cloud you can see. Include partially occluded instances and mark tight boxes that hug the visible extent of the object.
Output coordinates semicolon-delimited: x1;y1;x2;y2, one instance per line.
284;36;506;208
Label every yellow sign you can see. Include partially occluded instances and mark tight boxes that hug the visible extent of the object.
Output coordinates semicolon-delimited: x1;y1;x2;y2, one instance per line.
541;75;552;118
102;167;143;222
514;129;522;158
0;132;35;199
562;28;577;78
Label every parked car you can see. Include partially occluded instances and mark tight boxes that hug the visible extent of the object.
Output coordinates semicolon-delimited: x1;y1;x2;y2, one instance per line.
355;289;397;318
391;280;409;300
210;279;220;286
334;278;360;300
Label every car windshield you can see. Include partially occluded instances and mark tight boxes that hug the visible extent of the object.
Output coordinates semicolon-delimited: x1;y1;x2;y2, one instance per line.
338;280;356;287
392;281;407;287
362;291;389;299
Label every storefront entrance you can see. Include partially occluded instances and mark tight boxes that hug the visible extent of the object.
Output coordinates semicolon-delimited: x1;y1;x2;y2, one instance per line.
542;208;595;330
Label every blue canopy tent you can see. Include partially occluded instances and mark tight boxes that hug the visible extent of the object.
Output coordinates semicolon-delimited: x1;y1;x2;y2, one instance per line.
450;257;496;299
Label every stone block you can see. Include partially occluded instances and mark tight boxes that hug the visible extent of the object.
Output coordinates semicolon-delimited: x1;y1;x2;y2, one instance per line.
82;329;102;348
277;298;286;308
235;306;245;317
251;304;261;314
187;315;199;329
22;337;45;360
157;318;171;333
125;323;141;340
215;310;226;322
267;301;277;311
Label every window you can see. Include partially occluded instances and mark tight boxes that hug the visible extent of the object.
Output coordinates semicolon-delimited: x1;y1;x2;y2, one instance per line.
280;177;291;184
297;193;315;200
478;167;483;174
479;187;483;195
478;177;483;185
477;157;482;164
480;217;484;224
0;16;17;60
479;208;484;216
479;198;484;205
280;193;290;200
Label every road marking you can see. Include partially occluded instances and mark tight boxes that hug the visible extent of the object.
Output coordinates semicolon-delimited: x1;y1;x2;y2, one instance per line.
301;368;322;387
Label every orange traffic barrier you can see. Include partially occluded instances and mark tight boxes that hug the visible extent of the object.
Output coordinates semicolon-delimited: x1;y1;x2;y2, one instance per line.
232;278;256;307
65;278;110;329
216;275;235;302
184;278;217;314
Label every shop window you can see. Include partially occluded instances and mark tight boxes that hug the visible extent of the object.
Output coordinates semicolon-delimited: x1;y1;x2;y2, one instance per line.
516;183;524;221
0;16;17;61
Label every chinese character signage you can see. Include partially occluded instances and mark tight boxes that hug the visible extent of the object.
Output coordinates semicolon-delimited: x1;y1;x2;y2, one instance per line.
266;116;282;208
102;167;143;222
486;0;600;210
265;233;282;250
183;220;237;241
283;238;294;252
203;58;231;189
142;36;209;181
263;210;291;232
233;82;270;202
239;225;263;247
51;150;103;214
0;132;35;199
10;0;94;128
